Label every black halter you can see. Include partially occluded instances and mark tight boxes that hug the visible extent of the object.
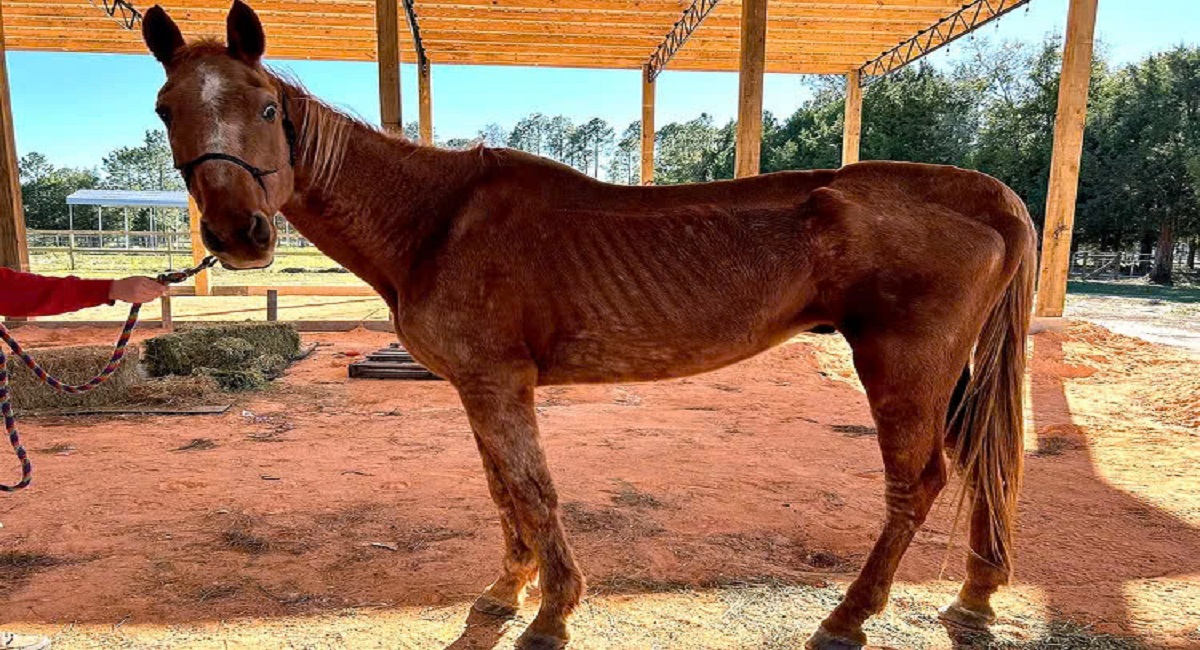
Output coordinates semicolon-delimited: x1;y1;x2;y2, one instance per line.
175;88;297;198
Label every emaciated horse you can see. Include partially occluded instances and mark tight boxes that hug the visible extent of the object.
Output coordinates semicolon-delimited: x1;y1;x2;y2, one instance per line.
142;3;1036;648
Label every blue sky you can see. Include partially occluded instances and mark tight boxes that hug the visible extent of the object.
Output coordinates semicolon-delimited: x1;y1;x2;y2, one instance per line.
10;0;1200;169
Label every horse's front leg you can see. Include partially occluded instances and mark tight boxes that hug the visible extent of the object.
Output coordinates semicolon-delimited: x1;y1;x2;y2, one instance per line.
458;369;584;650
471;433;540;617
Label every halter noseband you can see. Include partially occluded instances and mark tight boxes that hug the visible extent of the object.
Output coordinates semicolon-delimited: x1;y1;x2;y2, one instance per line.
175;88;297;198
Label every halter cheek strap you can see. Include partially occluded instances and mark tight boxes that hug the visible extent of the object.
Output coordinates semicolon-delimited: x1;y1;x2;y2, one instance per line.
175;88;297;199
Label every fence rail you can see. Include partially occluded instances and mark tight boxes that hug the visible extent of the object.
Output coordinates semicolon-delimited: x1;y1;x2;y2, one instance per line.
27;228;329;271
1069;250;1195;280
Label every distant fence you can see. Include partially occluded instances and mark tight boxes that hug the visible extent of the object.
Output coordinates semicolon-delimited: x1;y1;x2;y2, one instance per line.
1069;249;1195;280
27;227;327;271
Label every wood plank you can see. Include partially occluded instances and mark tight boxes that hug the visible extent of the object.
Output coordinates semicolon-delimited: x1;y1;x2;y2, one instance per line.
418;62;433;143
733;0;767;178
842;69;862;166
0;1;27;272
376;0;402;131
188;197;209;296
641;64;654;185
209;285;377;296
53;405;232;416
1034;0;1098;318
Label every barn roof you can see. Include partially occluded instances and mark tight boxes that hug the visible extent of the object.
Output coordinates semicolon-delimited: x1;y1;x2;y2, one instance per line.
2;0;1028;77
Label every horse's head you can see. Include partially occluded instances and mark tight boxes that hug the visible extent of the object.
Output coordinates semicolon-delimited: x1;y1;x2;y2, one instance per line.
142;1;291;269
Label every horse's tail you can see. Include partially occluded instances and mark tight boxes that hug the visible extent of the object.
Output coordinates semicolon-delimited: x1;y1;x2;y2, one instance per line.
948;224;1035;578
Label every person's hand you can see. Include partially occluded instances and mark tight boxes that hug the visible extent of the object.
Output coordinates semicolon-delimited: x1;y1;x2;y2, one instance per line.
109;276;167;304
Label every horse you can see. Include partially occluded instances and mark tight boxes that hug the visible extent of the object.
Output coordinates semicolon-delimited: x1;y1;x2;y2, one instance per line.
141;3;1035;648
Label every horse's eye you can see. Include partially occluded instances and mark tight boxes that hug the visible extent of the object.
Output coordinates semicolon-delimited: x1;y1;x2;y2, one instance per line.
262;103;278;123
155;106;171;126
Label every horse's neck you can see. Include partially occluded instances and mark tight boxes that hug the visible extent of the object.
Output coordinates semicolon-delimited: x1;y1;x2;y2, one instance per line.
279;92;463;301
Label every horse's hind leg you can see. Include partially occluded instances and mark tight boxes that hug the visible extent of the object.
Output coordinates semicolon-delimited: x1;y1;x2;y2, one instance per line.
458;370;584;650
807;333;966;650
471;434;540;617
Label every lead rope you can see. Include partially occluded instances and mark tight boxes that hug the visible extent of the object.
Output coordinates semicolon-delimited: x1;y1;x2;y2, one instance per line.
0;256;218;492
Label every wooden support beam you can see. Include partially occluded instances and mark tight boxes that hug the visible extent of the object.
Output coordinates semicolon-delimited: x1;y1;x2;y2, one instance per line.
1035;0;1098;318
376;0;402;132
188;197;210;296
0;3;27;272
418;62;433;143
733;0;767;178
842;69;862;166
641;64;655;185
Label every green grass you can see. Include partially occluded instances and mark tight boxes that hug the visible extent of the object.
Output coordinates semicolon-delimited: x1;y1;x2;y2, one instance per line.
1067;280;1200;304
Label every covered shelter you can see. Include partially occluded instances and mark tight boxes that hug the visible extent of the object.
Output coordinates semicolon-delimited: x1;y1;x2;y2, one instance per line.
0;0;1096;316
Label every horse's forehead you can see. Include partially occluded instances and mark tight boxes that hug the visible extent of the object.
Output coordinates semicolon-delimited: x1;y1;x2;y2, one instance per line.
166;56;262;99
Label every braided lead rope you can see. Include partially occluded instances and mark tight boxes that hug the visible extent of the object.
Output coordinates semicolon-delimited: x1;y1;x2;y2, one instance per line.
0;256;218;492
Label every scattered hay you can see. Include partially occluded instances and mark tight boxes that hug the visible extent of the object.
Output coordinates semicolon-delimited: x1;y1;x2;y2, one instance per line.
173;438;217;452
989;620;1147;649
562;501;664;540
4;345;140;411
34;442;76;455
611;480;665;509
0;550;64;595
124;375;221;406
220;528;271;555
831;424;876;437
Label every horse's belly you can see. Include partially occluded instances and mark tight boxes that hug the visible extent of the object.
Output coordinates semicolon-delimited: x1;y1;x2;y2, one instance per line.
534;324;799;385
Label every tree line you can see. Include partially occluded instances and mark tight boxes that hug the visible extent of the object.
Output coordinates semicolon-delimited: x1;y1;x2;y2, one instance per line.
20;37;1200;283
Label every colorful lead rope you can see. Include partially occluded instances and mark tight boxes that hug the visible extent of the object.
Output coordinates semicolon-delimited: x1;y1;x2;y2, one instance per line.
0;256;218;492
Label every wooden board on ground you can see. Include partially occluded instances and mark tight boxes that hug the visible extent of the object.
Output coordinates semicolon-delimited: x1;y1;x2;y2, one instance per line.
52;405;232;417
348;343;442;380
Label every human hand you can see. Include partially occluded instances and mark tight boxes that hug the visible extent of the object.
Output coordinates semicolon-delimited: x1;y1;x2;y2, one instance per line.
109;277;167;304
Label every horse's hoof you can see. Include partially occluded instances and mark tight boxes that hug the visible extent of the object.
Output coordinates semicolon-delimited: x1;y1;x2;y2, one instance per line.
473;594;518;618
805;626;864;650
515;630;568;650
938;599;995;631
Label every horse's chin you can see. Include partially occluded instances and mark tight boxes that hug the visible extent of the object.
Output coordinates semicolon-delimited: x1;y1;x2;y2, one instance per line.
219;255;275;271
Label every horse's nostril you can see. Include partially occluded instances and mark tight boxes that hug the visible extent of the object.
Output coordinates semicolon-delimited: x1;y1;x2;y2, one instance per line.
247;213;273;247
200;220;226;253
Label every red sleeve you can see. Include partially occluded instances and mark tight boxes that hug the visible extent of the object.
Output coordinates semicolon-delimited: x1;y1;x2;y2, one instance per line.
0;268;114;318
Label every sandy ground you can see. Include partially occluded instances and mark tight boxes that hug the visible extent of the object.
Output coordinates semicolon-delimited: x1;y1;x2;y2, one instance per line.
1065;290;1200;354
0;322;1196;649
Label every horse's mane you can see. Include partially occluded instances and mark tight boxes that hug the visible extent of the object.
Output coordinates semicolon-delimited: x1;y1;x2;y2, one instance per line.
269;69;395;193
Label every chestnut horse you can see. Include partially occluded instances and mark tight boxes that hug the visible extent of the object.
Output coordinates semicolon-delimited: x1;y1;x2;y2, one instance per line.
142;3;1035;648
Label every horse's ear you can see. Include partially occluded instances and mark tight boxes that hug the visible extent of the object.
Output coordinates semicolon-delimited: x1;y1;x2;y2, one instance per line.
142;5;184;67
226;0;265;65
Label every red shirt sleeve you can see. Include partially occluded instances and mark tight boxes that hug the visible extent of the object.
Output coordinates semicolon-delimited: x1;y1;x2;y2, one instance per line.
0;268;114;318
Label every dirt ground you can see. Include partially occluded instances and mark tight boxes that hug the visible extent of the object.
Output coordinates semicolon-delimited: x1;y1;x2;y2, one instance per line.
0;322;1196;649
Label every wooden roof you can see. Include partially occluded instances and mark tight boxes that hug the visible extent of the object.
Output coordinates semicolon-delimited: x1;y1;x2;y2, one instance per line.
2;0;974;74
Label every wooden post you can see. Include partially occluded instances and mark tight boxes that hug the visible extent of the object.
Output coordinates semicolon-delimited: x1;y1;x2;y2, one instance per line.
1035;0;1098;318
640;64;655;185
842;70;863;167
418;62;433;143
376;0;402;133
733;0;768;178
266;289;278;322
188;197;210;296
0;2;27;272
160;294;173;331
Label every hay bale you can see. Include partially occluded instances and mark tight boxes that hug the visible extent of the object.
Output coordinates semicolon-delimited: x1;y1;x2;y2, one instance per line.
3;346;141;412
143;323;301;379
